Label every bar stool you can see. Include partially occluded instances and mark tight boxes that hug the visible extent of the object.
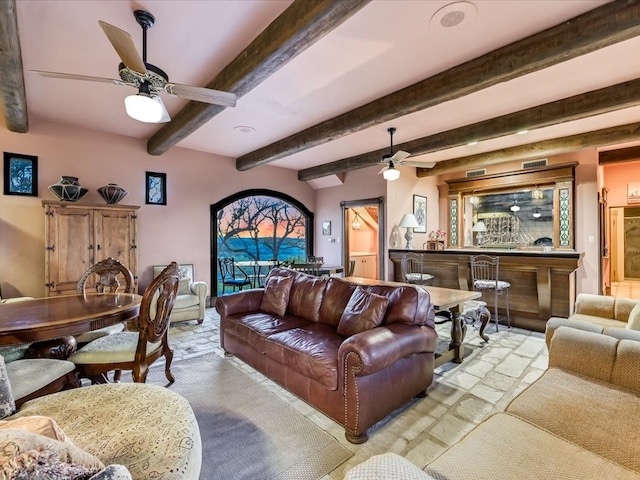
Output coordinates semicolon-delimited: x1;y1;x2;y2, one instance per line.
401;252;434;286
469;255;510;331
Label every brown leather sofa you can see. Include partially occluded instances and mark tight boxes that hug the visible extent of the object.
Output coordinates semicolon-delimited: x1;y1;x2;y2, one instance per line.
216;267;437;443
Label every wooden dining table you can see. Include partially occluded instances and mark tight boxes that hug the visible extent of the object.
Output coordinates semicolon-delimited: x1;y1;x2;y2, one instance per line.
0;293;142;358
345;277;481;366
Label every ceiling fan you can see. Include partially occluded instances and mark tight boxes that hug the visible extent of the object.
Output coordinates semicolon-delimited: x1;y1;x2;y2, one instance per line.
378;127;435;181
33;10;237;123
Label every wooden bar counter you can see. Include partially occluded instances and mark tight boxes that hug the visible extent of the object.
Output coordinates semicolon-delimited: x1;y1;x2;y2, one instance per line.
389;248;584;332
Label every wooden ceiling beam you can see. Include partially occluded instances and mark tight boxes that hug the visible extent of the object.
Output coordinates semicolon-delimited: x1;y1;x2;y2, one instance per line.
298;78;640;181
146;0;370;156
238;0;640;171
0;0;28;133
599;145;640;164
416;122;640;177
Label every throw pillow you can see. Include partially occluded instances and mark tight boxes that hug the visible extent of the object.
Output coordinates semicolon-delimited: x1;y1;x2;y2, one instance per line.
626;303;640;330
0;428;105;470
260;274;294;316
177;278;192;296
337;287;389;337
0;448;100;480
0;356;15;419
0;416;68;442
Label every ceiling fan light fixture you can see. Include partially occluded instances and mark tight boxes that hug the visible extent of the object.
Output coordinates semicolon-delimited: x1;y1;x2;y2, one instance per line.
124;92;166;123
383;163;400;181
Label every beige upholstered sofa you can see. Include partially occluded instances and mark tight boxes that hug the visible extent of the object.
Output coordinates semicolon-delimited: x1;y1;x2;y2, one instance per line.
344;326;640;479
545;293;640;346
153;264;207;324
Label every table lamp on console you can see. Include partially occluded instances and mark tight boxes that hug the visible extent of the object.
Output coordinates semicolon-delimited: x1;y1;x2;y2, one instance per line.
398;213;420;249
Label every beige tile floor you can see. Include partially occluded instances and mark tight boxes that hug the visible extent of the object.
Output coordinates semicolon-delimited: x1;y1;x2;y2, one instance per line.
163;308;549;479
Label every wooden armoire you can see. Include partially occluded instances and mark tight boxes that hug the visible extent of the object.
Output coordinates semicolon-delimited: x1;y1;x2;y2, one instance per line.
42;200;139;296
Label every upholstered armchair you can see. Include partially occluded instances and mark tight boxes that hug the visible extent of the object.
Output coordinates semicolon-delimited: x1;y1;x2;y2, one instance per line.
0;285;34;304
152;264;207;324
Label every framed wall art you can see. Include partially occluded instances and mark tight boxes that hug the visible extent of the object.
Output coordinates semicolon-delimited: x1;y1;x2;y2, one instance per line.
628;182;640;204
413;194;427;233
146;171;167;205
322;220;331;236
3;152;38;197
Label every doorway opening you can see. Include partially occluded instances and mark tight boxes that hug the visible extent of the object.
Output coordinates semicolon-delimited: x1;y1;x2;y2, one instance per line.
341;197;384;280
607;206;640;299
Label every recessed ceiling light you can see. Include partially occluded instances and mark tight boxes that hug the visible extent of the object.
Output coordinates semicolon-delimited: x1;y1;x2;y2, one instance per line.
430;2;477;30
234;126;256;134
517;129;529;135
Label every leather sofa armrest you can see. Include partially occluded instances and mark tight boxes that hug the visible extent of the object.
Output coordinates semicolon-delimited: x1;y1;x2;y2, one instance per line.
338;323;437;377
216;289;264;317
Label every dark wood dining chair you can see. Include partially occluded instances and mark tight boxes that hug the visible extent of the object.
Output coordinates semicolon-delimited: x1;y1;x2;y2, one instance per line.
68;262;180;384
218;257;252;292
77;257;135;295
75;257;136;345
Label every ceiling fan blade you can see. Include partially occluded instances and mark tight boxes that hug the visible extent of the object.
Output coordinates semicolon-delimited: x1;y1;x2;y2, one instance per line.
401;160;436;168
165;83;237;108
99;20;147;75
32;70;126;85
378;165;388;175
391;150;411;162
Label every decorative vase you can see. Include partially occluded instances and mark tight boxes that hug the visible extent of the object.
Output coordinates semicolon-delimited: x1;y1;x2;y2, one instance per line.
48;176;89;202
97;183;128;204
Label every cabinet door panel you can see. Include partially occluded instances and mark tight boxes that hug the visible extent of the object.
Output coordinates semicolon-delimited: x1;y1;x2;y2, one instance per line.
46;207;93;295
93;209;137;285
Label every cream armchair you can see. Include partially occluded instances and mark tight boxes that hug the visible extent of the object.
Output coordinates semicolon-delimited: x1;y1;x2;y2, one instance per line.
152;264;207;324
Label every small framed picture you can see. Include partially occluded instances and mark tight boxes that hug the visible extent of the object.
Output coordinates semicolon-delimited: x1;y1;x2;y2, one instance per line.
628;182;640;204
322;220;331;236
413;194;427;233
3;152;38;197
146;171;167;205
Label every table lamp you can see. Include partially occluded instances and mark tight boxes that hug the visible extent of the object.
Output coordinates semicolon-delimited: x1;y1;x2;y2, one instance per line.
398;213;420;249
472;221;487;245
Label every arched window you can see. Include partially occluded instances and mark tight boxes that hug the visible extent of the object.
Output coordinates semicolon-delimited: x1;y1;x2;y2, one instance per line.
211;189;314;295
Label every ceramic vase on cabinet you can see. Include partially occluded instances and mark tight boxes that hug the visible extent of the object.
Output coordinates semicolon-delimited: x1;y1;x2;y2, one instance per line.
97;183;128;204
48;176;89;202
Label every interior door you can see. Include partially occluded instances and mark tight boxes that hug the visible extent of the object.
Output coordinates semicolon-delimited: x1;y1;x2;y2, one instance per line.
341;197;385;280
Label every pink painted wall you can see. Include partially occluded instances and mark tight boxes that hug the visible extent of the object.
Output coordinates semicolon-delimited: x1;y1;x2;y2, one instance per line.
0;118;314;298
601;160;640;207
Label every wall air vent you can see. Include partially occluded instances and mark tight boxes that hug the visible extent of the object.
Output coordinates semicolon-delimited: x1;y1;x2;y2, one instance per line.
466;169;486;178
522;159;548;169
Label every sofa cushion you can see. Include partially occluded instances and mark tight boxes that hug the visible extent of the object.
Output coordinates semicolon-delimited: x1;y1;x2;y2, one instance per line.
626;303;640;330
177;278;192;295
506;368;640;472
0;415;68;441
264;323;342;390
319;277;357;326
287;271;328;323
174;293;201;310
364;285;430;327
337;287;389;337
260;274;294;316
425;413;640;480
224;312;311;353
568;313;626;330
0;428;105;470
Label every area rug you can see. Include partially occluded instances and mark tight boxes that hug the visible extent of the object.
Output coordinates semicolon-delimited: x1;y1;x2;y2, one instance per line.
144;354;353;480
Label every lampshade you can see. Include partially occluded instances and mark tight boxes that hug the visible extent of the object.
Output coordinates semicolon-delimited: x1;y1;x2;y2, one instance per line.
398;213;419;228
383;163;400;181
510;203;520;212
472;221;487;232
124;93;170;123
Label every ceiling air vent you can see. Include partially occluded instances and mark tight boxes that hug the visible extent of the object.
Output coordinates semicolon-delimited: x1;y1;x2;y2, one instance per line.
466;169;486;178
522;159;548;169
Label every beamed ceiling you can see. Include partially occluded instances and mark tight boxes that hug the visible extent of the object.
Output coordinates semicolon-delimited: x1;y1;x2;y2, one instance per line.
2;0;640;188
